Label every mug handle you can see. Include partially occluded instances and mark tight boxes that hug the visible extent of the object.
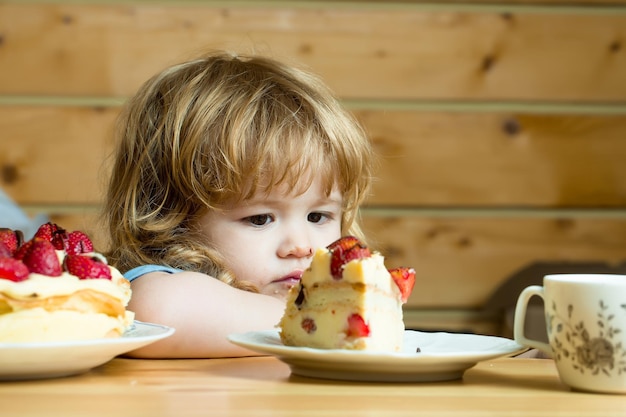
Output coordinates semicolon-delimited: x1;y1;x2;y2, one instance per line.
513;285;552;355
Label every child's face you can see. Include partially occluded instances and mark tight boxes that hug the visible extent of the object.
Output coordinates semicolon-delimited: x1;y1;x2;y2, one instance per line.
198;175;343;300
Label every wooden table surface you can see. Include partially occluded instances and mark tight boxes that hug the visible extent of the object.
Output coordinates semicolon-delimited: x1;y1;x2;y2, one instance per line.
1;356;625;417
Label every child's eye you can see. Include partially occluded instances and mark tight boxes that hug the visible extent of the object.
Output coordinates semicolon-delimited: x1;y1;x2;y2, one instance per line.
307;212;328;224
245;214;273;226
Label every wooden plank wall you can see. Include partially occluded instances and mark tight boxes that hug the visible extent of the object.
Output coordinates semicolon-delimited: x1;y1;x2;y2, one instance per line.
1;0;626;335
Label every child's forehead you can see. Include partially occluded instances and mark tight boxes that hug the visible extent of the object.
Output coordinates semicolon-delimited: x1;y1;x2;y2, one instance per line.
226;170;338;206
253;172;337;198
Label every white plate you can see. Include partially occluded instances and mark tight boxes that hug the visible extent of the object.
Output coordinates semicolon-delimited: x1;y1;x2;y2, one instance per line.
0;321;174;381
229;329;526;382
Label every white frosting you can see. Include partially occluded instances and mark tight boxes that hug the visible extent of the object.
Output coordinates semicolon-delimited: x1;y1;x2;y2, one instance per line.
0;271;130;304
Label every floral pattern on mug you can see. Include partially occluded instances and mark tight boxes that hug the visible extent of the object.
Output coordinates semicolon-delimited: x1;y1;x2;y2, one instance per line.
547;300;626;376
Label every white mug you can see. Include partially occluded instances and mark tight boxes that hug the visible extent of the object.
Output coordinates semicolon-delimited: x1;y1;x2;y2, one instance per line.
514;274;626;394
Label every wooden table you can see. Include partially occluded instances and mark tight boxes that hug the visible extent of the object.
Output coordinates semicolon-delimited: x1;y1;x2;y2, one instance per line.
1;357;625;417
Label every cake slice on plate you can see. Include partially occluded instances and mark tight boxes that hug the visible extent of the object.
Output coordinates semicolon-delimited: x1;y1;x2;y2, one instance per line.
279;236;415;351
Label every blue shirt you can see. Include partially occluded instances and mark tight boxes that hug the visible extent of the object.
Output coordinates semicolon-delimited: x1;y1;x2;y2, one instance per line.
124;265;182;282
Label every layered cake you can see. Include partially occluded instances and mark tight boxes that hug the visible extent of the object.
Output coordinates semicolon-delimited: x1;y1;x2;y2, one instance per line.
0;223;134;343
279;236;415;351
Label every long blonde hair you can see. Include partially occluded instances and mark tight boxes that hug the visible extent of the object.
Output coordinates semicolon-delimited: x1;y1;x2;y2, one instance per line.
103;51;375;290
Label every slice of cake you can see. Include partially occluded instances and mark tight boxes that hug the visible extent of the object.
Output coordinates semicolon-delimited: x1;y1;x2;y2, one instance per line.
279;236;415;351
0;223;134;343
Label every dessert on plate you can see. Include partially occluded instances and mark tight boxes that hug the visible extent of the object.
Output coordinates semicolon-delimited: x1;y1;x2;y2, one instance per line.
279;236;415;351
0;223;134;343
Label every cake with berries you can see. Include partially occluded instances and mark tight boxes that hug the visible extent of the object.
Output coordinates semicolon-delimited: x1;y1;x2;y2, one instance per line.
0;223;134;343
278;236;415;351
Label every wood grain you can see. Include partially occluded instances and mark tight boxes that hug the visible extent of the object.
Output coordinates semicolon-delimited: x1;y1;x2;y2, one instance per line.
4;357;626;416
0;106;117;204
1;3;625;100
362;215;626;308
3;106;626;207
361;111;626;207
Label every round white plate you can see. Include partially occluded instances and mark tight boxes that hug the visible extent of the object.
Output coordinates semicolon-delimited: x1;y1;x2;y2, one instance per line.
229;329;526;382
0;321;174;381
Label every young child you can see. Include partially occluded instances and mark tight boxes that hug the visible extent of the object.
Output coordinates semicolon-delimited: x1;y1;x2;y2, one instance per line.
102;51;375;358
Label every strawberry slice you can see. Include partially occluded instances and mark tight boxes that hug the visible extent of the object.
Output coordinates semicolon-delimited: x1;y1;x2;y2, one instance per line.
64;254;112;280
389;267;416;303
327;236;360;252
66;231;94;255
0;258;29;282
346;313;370;338
301;318;317;334
327;236;371;279
0;228;23;256
19;238;62;276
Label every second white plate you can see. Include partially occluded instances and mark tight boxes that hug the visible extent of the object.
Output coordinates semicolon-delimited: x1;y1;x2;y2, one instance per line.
0;321;174;381
229;329;526;382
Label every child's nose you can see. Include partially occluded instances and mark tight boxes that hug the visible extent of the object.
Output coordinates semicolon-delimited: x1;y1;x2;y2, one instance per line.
291;246;313;258
279;238;313;258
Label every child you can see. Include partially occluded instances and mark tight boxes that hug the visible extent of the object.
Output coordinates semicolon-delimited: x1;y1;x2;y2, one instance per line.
102;51;376;358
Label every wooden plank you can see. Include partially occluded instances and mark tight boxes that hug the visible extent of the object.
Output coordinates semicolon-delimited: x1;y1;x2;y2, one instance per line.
0;3;625;100
0;106;117;204
361;111;626;207
2;105;626;207
361;214;626;308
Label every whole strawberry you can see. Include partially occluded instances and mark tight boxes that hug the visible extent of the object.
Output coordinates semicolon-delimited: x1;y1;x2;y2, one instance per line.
34;222;68;250
0;258;29;282
64;254;111;280
0;228;23;256
18;238;62;277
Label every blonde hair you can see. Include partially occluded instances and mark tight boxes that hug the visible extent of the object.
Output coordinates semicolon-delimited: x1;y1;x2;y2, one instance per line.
103;51;375;290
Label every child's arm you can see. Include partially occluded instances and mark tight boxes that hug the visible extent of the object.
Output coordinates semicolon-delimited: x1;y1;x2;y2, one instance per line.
124;271;286;358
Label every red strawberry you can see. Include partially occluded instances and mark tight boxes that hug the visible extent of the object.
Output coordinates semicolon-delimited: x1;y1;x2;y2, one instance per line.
64;254;111;280
34;222;60;242
66;231;94;255
389;267;416;303
327;236;371;279
327;235;360;252
0;258;29;282
346;313;370;338
19;238;62;276
0;228;23;256
35;222;67;250
0;242;12;258
51;230;69;251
